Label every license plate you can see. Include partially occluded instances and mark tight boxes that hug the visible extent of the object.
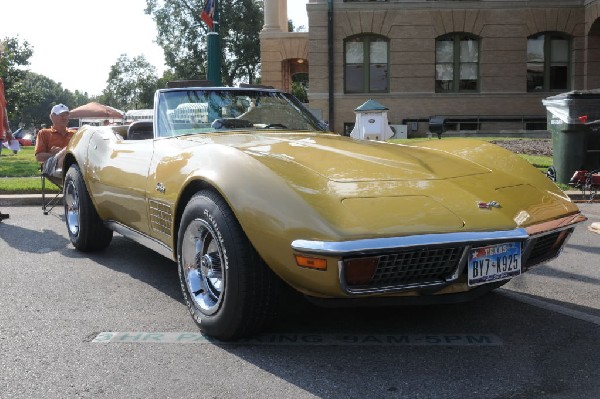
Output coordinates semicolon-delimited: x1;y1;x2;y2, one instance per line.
468;242;521;286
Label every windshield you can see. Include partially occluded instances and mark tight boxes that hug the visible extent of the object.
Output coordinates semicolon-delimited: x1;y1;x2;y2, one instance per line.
155;88;327;138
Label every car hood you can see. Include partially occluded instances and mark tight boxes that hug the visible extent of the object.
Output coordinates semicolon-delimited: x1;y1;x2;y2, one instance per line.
179;132;576;235
183;132;490;182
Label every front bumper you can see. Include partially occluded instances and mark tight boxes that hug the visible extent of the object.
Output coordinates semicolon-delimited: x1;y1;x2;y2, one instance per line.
291;213;587;297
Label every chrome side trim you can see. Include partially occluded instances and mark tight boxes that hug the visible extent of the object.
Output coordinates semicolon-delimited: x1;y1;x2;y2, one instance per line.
292;229;529;256
105;221;175;261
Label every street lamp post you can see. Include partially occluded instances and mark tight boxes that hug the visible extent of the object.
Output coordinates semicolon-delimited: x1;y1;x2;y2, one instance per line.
207;0;222;86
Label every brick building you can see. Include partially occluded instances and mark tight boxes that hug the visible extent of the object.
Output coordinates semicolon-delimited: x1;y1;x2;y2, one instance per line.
260;0;600;136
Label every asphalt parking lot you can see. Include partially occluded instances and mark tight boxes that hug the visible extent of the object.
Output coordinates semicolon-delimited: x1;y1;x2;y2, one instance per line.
0;203;599;398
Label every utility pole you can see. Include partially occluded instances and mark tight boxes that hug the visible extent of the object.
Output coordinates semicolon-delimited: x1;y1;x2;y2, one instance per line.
327;0;334;132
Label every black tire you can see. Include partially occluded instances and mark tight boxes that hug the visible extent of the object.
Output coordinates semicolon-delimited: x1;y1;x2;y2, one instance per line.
177;191;281;340
63;165;113;251
546;166;556;182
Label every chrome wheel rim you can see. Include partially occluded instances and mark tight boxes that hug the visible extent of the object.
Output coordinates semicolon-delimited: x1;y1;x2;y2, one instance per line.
181;219;225;315
64;180;80;237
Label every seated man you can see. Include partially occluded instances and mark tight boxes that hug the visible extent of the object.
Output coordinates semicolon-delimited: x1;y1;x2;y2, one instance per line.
35;104;75;178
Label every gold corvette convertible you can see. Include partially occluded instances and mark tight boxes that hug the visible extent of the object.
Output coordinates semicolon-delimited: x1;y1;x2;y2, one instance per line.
61;84;585;340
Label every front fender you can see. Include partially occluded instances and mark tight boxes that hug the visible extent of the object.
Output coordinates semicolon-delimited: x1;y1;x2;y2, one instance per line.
149;142;341;291
64;126;96;181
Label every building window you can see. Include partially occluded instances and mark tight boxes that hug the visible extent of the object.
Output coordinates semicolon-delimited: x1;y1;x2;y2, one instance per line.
344;35;389;93
435;33;479;92
527;33;570;92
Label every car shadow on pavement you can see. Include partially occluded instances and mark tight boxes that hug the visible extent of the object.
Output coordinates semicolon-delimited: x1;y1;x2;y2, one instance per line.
213;290;600;399
0;217;183;303
70;235;183;303
565;242;600;256
0;221;70;254
524;264;600;286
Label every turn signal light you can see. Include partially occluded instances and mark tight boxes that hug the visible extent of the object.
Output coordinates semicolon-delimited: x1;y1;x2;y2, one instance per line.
344;257;378;285
295;255;327;270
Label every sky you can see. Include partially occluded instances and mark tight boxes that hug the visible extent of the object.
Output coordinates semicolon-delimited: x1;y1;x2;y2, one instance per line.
1;0;309;96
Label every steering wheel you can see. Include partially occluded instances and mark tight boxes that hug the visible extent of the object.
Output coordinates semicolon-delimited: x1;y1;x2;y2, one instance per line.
263;123;288;129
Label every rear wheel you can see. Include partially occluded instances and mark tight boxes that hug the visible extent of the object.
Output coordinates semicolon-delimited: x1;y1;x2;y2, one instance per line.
64;165;113;251
177;191;281;340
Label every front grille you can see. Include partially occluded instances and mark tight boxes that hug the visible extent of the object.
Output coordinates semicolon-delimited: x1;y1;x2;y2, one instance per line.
349;247;464;288
524;230;570;267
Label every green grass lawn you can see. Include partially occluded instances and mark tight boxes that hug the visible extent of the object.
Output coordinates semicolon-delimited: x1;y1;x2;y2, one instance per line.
0;138;558;194
520;154;552;171
0;147;40;176
0;146;61;193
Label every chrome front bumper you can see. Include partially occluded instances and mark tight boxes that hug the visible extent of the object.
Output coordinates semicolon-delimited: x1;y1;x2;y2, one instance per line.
291;213;587;296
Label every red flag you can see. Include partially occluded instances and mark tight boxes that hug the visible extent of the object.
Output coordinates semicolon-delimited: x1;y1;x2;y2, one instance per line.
201;0;215;30
0;78;9;137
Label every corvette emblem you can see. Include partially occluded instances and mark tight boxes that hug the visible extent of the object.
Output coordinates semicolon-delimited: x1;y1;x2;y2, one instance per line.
478;201;501;209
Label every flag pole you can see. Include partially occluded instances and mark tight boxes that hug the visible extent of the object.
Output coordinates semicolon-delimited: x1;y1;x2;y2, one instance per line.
207;0;222;86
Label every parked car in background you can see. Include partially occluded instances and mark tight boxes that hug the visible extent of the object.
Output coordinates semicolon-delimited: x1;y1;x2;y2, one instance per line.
12;127;35;146
61;83;586;340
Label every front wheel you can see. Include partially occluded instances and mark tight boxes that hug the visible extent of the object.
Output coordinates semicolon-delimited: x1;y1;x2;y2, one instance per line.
63;165;113;251
177;191;281;340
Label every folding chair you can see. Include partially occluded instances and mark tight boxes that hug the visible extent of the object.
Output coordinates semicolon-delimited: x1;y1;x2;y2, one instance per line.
41;164;63;215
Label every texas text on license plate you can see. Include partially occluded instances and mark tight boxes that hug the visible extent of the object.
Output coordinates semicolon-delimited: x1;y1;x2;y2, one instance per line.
468;242;521;286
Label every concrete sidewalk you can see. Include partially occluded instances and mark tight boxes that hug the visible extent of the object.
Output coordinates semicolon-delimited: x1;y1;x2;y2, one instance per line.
0;191;596;207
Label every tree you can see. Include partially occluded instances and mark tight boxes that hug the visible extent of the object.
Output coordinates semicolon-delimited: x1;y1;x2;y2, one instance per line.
145;0;263;86
291;73;308;103
288;19;307;33
17;72;90;128
1;37;34;127
102;54;159;110
1;37;90;129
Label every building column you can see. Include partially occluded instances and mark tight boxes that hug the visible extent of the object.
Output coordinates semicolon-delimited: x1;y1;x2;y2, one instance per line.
585;36;600;89
585;18;600;89
260;0;309;92
263;0;287;32
279;0;288;32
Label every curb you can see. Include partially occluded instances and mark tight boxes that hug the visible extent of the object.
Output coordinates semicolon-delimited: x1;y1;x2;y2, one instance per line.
1;191;596;207
0;194;49;207
563;191;600;203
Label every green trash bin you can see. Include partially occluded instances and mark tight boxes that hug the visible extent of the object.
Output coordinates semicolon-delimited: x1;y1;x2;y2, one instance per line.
542;90;600;184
